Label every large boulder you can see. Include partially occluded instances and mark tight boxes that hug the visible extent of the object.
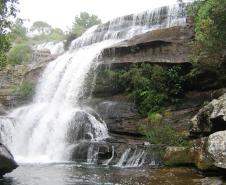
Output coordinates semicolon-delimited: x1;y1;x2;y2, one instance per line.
0;143;18;177
163;139;214;170
190;93;226;137
207;131;226;169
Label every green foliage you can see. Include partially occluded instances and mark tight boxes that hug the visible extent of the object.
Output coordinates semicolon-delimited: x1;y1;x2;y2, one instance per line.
189;0;226;68
0;35;10;67
0;0;18;34
30;21;52;35
145;124;188;147
48;28;65;41
14;82;33;98
7;44;32;65
0;0;18;68
72;12;101;36
105;64;184;115
148;112;163;124
10;18;28;43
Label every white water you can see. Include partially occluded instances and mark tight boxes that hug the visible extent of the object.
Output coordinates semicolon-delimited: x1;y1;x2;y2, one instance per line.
34;41;65;55
115;148;146;168
1;41;116;163
0;3;187;164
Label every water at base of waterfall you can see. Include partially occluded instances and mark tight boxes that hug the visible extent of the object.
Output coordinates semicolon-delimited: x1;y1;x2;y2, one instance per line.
0;163;203;185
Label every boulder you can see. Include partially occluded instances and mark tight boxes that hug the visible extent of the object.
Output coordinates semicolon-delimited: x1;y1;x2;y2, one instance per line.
0;143;18;177
163;138;214;170
87;99;143;136
207;131;226;169
190;93;226;137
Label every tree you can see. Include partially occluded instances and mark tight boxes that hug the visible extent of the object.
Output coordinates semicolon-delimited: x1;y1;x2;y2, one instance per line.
30;21;52;35
0;0;18;34
10;18;28;43
190;0;226;68
48;28;65;41
0;0;18;67
72;12;101;36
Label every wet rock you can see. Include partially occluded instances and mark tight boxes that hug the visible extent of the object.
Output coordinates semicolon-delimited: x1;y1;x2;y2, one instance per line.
163;147;193;166
0;143;18;177
190;93;226;137
66;110;107;143
207;131;226;169
163;139;214;170
87;99;143;136
0;103;6;115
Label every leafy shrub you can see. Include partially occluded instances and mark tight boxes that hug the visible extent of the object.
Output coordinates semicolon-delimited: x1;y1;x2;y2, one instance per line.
0;35;11;68
104;64;184;115
7;44;32;65
148;112;163;124
189;0;226;68
145;125;188;147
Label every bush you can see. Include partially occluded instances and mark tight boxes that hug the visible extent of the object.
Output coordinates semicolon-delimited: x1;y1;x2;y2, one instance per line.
0;35;11;68
145;125;188;147
104;64;184;115
189;0;226;68
7;44;32;65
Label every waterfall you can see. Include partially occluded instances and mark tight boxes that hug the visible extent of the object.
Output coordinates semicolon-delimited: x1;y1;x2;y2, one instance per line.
0;2;187;164
71;2;187;48
115;148;147;168
34;41;65;55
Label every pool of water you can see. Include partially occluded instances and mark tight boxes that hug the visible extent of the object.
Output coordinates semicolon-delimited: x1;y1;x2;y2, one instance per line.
0;163;204;185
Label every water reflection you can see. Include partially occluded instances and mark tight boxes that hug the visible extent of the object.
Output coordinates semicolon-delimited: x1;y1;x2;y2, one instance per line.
1;163;203;185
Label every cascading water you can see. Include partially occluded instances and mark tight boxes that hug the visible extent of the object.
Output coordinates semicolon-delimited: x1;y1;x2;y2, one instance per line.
0;2;187;165
34;41;65;55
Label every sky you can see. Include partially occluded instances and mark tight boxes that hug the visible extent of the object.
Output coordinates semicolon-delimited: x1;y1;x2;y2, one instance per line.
18;0;180;31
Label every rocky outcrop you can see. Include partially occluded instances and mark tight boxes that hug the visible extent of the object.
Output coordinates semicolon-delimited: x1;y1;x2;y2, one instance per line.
31;49;56;63
102;25;193;65
0;50;56;109
190;93;226;137
0;143;18;177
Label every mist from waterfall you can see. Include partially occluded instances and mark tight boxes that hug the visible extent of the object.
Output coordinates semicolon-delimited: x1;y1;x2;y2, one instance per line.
0;2;187;164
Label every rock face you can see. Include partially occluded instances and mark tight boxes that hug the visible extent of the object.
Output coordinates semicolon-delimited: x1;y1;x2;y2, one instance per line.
102;25;193;65
87;99;143;136
190;93;226;137
0;143;18;177
0;50;56;109
0;103;6;115
207;131;226;169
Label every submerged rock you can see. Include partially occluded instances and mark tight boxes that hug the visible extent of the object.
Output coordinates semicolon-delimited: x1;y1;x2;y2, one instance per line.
0;143;18;177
